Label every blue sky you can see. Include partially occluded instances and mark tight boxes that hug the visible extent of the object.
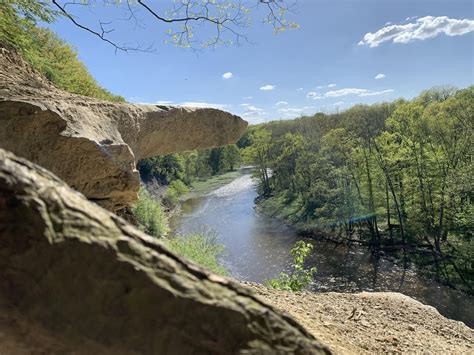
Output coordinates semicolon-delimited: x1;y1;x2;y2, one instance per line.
48;0;474;124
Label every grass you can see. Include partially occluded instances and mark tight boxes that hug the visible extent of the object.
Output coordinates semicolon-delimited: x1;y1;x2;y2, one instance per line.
163;232;228;276
187;170;244;198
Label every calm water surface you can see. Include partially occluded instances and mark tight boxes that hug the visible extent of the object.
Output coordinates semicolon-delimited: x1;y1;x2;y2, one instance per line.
171;171;474;327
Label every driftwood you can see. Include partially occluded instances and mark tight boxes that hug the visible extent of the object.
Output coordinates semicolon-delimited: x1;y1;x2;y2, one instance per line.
0;149;330;354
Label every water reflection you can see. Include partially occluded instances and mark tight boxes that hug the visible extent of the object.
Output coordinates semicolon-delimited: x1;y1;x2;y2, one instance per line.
171;173;474;327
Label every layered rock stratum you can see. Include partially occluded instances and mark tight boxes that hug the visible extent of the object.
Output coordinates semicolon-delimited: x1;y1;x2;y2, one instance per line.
0;148;328;354
0;47;247;210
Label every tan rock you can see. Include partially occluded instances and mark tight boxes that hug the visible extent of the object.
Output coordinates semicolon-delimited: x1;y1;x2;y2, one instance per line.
0;148;329;354
0;47;247;210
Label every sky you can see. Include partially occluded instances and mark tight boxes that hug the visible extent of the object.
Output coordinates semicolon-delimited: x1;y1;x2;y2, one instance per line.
48;0;474;124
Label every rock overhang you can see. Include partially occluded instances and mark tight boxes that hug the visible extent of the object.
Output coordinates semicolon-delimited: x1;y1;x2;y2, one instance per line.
0;48;247;210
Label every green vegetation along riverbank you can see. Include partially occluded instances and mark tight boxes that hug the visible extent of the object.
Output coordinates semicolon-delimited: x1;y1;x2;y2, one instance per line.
243;86;474;294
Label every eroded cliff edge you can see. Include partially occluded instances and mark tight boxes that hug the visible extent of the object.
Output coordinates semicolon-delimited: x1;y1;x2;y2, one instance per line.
0;47;247;210
0;148;328;354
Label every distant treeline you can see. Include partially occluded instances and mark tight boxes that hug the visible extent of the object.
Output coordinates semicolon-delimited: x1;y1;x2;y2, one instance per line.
241;86;473;293
0;2;124;102
138;144;241;185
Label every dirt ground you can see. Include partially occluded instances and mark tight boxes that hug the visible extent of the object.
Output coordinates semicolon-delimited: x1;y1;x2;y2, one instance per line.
244;282;473;354
1;285;472;354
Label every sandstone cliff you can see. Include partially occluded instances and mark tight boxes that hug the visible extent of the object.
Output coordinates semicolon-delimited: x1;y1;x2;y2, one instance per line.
0;148;328;354
0;47;247;211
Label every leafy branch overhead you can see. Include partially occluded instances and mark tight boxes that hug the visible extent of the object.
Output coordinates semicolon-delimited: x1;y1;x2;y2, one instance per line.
13;0;299;52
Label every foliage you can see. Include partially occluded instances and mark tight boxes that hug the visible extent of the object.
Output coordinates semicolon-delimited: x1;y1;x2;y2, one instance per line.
0;1;124;101
163;231;228;275
248;86;474;293
132;188;170;237
138;155;186;184
165;180;190;206
138;144;242;187
267;241;317;291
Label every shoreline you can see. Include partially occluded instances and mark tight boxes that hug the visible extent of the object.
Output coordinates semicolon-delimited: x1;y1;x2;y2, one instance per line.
255;193;473;296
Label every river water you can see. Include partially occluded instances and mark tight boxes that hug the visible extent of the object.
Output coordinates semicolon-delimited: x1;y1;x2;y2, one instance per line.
171;171;474;327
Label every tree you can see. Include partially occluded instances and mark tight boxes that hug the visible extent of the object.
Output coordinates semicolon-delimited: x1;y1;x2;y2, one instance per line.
242;129;273;195
244;86;473;292
10;0;299;52
223;144;241;171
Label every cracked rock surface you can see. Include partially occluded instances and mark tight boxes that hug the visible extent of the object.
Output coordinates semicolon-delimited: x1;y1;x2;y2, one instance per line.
0;47;247;210
0;148;329;354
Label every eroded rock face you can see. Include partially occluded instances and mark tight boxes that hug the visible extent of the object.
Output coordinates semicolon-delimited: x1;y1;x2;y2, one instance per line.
0;148;330;354
0;48;247;210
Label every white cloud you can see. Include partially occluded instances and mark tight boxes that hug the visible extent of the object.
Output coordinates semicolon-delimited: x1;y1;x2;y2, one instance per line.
180;102;228;110
222;72;233;79
307;91;322;100
359;89;394;97
317;84;337;89
297;87;304;91
333;101;345;106
359;16;474;47
277;105;320;119
278;107;304;114
156;100;174;105
375;73;386;80
241;104;265;117
260;84;276;91
243;96;253;100
325;88;368;97
325;88;394;97
276;101;288;106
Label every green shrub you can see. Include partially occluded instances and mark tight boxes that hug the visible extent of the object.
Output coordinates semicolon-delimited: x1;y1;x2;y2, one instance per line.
163;231;228;275
165;180;189;206
266;241;316;291
132;188;169;237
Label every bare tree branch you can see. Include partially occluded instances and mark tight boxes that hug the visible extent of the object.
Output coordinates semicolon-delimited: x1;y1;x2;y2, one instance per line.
50;0;298;52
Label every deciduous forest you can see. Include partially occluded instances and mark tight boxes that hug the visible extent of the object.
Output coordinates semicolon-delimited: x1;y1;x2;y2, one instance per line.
241;87;473;293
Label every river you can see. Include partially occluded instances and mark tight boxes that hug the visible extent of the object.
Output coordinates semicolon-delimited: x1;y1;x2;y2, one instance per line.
171;170;474;327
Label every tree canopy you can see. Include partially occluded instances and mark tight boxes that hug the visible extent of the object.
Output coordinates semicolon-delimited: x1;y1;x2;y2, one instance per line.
243;86;474;293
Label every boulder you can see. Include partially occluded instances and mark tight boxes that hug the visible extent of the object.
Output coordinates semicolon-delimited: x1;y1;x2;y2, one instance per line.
0;148;330;354
0;47;247;210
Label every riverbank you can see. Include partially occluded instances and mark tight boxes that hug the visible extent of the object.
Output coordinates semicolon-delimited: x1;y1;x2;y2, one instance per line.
185;169;247;199
257;193;473;295
172;171;474;327
244;282;473;354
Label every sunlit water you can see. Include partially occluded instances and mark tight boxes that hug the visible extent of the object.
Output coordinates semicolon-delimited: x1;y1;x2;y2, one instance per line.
171;171;474;327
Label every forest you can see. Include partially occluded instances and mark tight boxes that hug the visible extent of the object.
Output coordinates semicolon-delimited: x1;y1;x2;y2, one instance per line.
241;86;473;293
1;1;473;352
2;0;472;295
